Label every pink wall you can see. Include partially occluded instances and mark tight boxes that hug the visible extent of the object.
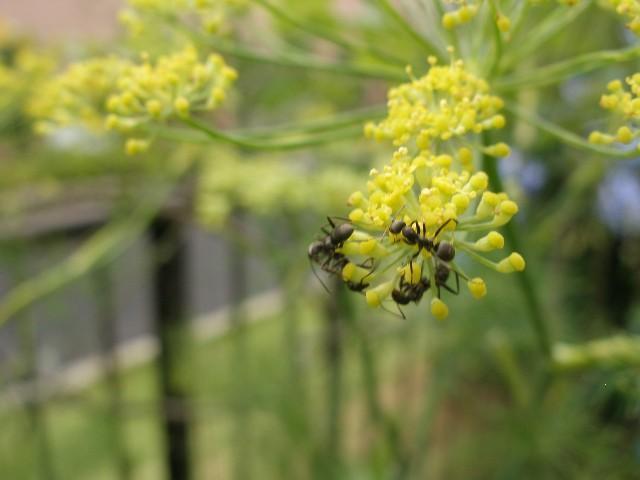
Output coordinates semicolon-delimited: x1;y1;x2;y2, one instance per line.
1;0;123;40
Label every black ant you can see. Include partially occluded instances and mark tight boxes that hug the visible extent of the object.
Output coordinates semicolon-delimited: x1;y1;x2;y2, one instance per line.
308;217;356;290
345;258;376;293
434;262;460;298
395;218;457;262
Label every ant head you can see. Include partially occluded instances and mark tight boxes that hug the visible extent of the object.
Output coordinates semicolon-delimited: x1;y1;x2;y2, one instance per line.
436;241;455;262
390;219;406;235
331;223;354;245
308;241;324;257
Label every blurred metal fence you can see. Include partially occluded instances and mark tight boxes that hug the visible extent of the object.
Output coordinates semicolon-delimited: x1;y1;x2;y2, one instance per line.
0;183;277;480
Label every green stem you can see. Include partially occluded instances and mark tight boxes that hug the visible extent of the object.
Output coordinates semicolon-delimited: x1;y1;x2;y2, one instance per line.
341;286;408;475
180;116;364;150
374;0;442;58
253;0;407;66
237;105;386;138
190;29;406;82
481;147;552;360
505;102;636;159
487;0;504;79
501;0;592;70
496;45;640;91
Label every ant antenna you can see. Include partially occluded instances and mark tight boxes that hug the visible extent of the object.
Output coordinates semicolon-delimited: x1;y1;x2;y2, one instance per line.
309;259;331;294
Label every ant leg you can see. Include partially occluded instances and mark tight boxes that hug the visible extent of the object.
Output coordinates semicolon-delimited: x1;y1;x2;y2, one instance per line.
439;272;460;295
433;218;458;239
309;260;331;294
359;257;375;270
382;302;405;320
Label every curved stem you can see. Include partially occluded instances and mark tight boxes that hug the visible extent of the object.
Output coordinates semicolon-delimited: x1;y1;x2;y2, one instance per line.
481;144;552;360
180;116;364;151
505;102;636;159
253;0;407;66
374;0;443;58
501;0;592;70
496;45;640;91
191;30;407;82
237;105;386;138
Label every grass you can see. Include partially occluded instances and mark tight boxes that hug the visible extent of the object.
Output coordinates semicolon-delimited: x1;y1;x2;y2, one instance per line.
0;266;638;479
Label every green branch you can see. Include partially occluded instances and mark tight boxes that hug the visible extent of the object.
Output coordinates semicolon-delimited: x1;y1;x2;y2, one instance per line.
0;178;182;327
501;0;592;70
191;30;406;82
481;135;552;360
180;116;364;150
374;0;442;57
505;102;636;158
496;45;640;91
253;0;407;66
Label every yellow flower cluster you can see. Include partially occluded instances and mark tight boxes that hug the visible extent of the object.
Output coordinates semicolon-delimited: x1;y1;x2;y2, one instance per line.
608;0;640;34
313;60;524;320
333;147;523;320
365;58;510;160
105;45;237;155
29;56;131;135
441;1;579;31
120;0;246;37
0;46;54;117
197;149;364;227
30;45;236;155
589;76;640;148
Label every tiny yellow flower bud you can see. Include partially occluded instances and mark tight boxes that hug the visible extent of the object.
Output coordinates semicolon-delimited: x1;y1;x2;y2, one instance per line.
499;200;519;216
349;208;364;222
366;281;394;307
174;96;190;117
616;126;634;143
470;172;489;191
497;252;526;273
348;191;365;206
146;99;163;118
125;138;150;156
496;14;511;33
473;231;505;251
467;278;487;299
484;142;510;157
430;298;449;320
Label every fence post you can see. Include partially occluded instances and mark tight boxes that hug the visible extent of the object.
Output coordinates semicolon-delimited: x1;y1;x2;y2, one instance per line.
150;216;192;480
92;265;132;480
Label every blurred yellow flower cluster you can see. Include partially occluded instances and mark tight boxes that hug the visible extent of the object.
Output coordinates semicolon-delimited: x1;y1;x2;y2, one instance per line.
105;45;237;155
30;45;236;155
0;20;55;126
197;149;365;227
589;76;640;148
609;0;640;34
120;0;246;37
312;59;524;320
29;56;131;135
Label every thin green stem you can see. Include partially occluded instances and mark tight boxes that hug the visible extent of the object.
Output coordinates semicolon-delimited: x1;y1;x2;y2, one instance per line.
180;116;364;151
496;45;640;91
481;143;552;359
501;0;592;70
374;0;442;58
253;0;407;66
237;105;386;138
189;28;406;82
505;102;636;158
487;0;504;79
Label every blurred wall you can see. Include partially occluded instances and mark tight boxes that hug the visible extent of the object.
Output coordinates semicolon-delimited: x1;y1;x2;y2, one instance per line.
1;0;122;40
